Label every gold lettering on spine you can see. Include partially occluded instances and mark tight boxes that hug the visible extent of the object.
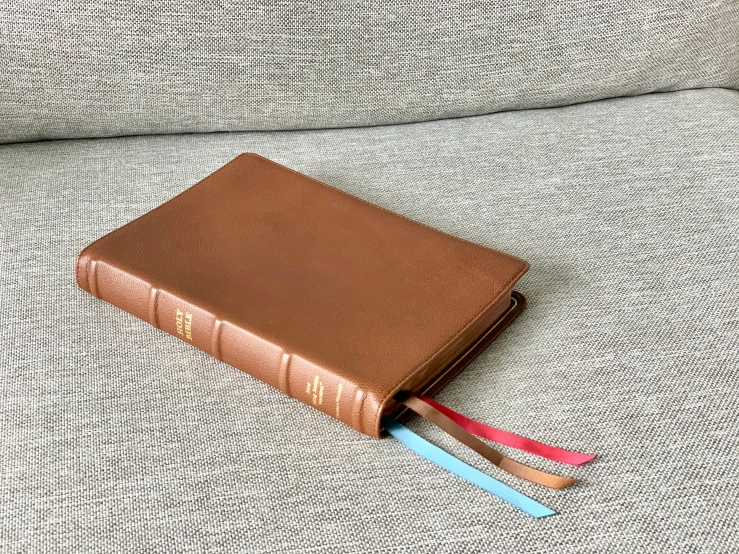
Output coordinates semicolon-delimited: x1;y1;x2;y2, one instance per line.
312;375;319;404
308;374;327;406
305;374;338;413
175;308;184;336
175;308;193;341
184;311;193;340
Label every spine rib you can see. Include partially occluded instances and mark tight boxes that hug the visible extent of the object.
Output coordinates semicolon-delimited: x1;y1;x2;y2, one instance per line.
76;255;365;434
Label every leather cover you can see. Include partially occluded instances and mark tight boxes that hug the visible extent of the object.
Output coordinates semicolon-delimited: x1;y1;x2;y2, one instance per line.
76;154;529;438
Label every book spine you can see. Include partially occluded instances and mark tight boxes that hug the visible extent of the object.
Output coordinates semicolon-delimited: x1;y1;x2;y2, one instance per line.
76;252;370;435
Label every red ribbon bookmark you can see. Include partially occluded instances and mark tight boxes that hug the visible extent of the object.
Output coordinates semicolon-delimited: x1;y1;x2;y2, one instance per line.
415;393;596;466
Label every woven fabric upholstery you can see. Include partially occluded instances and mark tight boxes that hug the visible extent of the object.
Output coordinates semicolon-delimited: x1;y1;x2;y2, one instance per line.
1;0;738;143
1;88;737;552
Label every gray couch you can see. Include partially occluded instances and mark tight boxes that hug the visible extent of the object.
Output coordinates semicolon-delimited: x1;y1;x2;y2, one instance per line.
2;2;738;552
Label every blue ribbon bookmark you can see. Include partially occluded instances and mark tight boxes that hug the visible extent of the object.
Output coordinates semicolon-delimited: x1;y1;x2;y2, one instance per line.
382;417;556;518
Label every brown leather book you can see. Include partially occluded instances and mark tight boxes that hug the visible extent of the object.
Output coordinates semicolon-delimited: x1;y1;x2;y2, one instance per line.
76;154;529;438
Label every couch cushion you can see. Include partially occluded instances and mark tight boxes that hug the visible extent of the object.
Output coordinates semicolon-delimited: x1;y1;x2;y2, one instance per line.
1;88;738;551
1;1;738;143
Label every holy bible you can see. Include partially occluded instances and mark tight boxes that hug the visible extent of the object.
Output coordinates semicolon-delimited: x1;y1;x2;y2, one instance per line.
76;154;599;517
76;154;529;438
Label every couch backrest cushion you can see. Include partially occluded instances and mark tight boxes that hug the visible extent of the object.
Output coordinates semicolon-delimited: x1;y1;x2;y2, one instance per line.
1;0;738;143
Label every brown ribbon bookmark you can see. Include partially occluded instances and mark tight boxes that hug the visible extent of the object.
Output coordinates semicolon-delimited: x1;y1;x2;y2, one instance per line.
400;393;577;490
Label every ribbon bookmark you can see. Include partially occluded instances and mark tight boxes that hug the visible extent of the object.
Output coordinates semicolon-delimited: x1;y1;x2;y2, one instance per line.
415;393;596;466
382;417;556;518
401;394;577;489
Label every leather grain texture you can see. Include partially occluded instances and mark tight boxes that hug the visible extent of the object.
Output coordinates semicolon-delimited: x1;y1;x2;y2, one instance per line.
76;153;528;437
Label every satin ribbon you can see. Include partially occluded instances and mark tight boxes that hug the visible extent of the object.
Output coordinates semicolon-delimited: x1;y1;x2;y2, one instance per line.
415;393;596;466
401;394;576;489
382;417;556;518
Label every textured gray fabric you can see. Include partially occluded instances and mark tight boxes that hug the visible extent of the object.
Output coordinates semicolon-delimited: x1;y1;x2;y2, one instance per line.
1;88;738;552
1;1;738;144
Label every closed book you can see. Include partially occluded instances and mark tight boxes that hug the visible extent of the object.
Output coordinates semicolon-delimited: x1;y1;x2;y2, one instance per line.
76;154;529;437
